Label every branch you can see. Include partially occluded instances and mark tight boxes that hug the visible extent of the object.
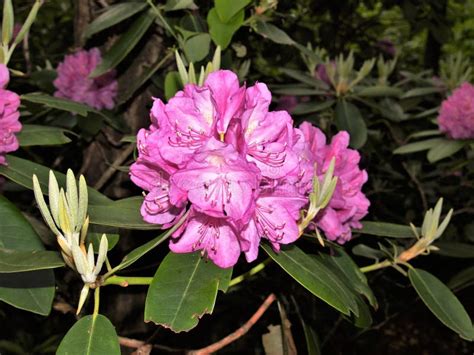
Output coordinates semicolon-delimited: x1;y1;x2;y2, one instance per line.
187;293;277;354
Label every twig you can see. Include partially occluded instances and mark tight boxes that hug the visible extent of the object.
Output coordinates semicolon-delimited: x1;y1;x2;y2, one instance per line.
93;144;135;190
22;31;32;76
402;162;428;211
187;293;277;354
118;337;183;353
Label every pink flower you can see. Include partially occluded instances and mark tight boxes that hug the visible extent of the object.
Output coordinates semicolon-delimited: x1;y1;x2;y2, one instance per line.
299;122;370;243
131;70;370;266
315;62;335;86
437;82;474;139
0;64;21;166
53;48;118;110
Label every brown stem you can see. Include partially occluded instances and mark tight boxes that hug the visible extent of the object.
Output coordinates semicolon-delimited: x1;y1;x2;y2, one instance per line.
93;144;135;190
187;293;277;355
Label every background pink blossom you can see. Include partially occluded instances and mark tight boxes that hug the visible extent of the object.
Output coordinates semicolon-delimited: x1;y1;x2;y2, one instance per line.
438;82;474;139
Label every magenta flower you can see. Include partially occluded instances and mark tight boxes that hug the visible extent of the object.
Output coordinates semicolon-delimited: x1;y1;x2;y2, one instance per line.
0;64;21;166
130;70;370;266
438;82;474;139
53;48;118;110
299;122;370;243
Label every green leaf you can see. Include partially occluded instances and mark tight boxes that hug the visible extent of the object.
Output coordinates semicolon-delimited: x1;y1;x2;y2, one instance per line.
393;138;445;154
0;249;63;273
85;2;148;38
22;93;93;116
145;252;232;332
2;0;14;45
11;0;42;47
302;321;320;355
401;87;442;99
0;196;55;315
17;124;72;146
279;68;323;87
215;0;250;22
356;86;403;97
409;268;474;340
56;315;120;355
164;71;182;100
207;8;244;49
254;20;295;45
359;221;417;238
448;266;474;291
88;197;159;230
427;140;466;163
165;0;197;11
292;100;335;115
91;9;156;78
272;87;327;96
433;241;474;258
0;155;110;205
352;244;385;260
262;244;357;316
335;100;367;149
183;33;211;62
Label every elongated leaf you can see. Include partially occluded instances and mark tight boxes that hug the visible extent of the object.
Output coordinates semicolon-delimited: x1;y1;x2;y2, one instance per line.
0;196;55;315
359;221;417;238
183;33;211;62
427;140;466;162
352;244;385;260
17;124;72;146
393;138;445;154
262;244;357;315
215;0;250;22
280;68;323;87
292;100;335;115
401;87;442;99
335;100;367;149
86;233;119;252
91;9;156;77
356;86;403;97
2;0;14;45
85;2;148;38
0;249;63;273
448;266;474;291
165;0;197;11
272;87;327;96
0;155;110;204
433;241;474;258
254;20;295;45
164;71;182;100
207;8;243;49
145;251;232;332
302;321;320;355
88;197;159;229
408;268;474;340
22;93;92;116
56;315;120;355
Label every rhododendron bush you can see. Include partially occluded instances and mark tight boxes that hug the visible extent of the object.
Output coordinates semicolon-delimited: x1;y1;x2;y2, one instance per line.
1;1;473;354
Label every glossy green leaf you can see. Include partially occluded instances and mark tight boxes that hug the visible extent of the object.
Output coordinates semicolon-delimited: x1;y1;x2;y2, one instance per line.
91;9;156;78
215;0;250;22
353;297;373;328
352;244;385;260
302;321;320;355
164;71;182;100
145;251;232;332
448;266;474;291
292;100;335;115
408;268;474;340
335;100;367;149
262;244;357;316
56;315;120;355
22;93;93;116
17;124;72;146
2;0;14;45
254;20;295;45
280;68;323;87
85;2;148;38
207;8;243;49
356;86;403;97
0;249;63;273
401;87;442;99
393;138;445;154
0;155;110;204
88;197;159;230
0;196;55;315
165;0;197;11
433;241;474;258
359;221;417;238
183;33;211;62
427;139;466;163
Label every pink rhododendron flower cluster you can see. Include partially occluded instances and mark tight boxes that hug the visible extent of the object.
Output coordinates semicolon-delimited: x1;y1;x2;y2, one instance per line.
54;48;118;110
437;82;474;139
130;70;369;267
0;64;21;166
